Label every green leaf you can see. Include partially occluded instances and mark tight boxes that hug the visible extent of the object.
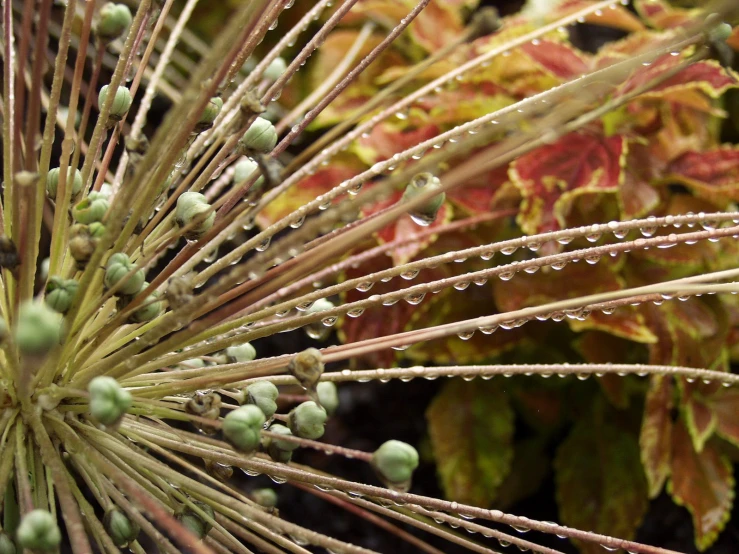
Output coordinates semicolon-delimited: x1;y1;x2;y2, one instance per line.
640;375;674;498
426;380;514;507
555;418;648;554
669;420;734;551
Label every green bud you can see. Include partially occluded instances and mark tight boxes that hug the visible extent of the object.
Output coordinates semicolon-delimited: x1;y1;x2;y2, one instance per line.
225;342;256;363
195;97;223;132
175;192;215;239
0;532;15;554
267;423;299;453
96;2;132;41
222;404;265;452
244;381;279;418
288;347;324;392
40;257;50;282
316;381;339;416
177;502;214;539
104;508;139;547
402;172;446;226
88;375;132;426
264;57;287;81
72;191;110;224
709;21;733;43
99;84;133;122
238;117;277;154
288;401;327;440
233;158;265;192
305;299;334;341
129;285;163;323
88;221;106;238
16;510;61;552
104;252;145;295
251;488;278;509
46;166;83;200
69;224;96;269
371;440;419;490
185;392;221;435
45;276;79;314
15;301;63;355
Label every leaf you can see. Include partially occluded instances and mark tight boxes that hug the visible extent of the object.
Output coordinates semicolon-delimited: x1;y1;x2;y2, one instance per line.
618;143;661;219
640;375;674;498
555;418;648;554
519;40;590;80
669;419;734;551
427;379;514;507
666;146;739;203
681;381;717;453
353;123;441;166
511;132;626;236
633;0;695;30
555;0;645;32
710;388;739;448
494;438;550;510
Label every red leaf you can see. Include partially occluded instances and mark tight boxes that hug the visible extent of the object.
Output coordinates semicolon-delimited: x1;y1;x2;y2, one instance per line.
354;123;440;166
555;1;645;32
667;146;739;203
511;132;625;235
520;40;590;80
633;0;693;30
669;420;735;551
640;375;674;497
681;381;717;453
710;388;739;447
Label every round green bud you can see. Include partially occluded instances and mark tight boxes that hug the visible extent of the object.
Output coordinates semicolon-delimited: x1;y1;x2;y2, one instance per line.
98;84;133;121
264;57;287;82
288;401;327;440
175;192;215;239
251;488;278;509
371;440;419;489
15;301;63;355
402;172;446;226
88;375;132;426
46;166;83;200
226;342;257;363
177;502;214;539
88;221;106;238
0;532;15;554
96;2;132;41
244;381;279;418
16;510;61;552
222;404;265;453
129;286;162;323
316;381;339;416
233;158;265;192
104;508;139;547
287;347;324;392
72;191;110;224
709;21;733;43
104;252;145;295
239;117;277;154
45;276;79;314
267;423;299;452
195;97;223;132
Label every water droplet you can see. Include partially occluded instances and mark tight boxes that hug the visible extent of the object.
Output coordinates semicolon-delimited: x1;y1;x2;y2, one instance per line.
401;269;419;280
457;330;475;341
356;282;374;292
405;292;426;305
347;307;365;318
256;237;271;251
454;281;470;291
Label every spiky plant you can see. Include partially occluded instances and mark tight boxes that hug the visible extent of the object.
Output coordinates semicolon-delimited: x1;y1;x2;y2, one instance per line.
1;0;739;552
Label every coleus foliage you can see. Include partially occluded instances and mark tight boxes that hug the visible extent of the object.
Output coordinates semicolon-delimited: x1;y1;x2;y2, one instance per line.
257;0;739;551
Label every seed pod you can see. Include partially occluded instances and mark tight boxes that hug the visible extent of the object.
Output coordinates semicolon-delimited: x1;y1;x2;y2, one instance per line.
288;347;324;392
69;224;96;269
88;376;132;426
96;2;132;41
15;301;63;356
129;285;163;323
305;298;335;341
244;381;279;419
288;401;327;440
104;508;140;547
402;172;446;226
98;84;133;122
264;57;287;82
238;117;277;154
195;97;223;133
0;532;15;554
72;191;110;224
222;404;265;452
175;192;215;239
265;423;299;463
225;341;257;363
46;167;83;200
104;252;145;295
316;382;339;416
16;510;61;552
45;276;79;314
204;459;233;482
176;502;214;539
371;440;419;491
251;488;278;509
185;392;221;435
233;158;265;193
88;221;106;238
